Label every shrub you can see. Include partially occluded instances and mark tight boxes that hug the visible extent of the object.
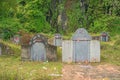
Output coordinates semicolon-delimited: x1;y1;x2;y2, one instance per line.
19;30;33;45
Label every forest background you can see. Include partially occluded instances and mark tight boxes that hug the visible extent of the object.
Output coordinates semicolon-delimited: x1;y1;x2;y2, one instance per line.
0;0;120;39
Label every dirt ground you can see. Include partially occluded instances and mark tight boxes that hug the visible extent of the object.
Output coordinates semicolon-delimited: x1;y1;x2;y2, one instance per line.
62;63;120;80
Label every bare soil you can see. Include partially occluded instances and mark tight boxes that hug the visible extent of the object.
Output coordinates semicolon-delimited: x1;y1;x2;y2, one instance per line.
62;63;120;80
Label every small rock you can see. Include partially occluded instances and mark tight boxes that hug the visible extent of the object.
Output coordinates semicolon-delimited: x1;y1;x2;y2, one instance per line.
49;73;63;77
42;66;47;70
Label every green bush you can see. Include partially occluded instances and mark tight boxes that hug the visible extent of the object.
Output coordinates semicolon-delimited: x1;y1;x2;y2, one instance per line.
89;16;120;35
0;18;21;40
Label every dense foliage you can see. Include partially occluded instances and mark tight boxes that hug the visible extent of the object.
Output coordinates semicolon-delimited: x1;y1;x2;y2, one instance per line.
66;0;120;34
0;0;120;39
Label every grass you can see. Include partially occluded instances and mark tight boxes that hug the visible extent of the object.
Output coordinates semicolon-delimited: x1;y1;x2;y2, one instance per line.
0;39;21;56
100;36;120;66
0;55;62;80
57;47;62;62
0;39;21;50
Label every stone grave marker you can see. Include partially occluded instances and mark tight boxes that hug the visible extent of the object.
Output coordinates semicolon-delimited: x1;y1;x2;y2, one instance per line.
100;32;109;42
21;34;57;61
62;28;100;63
72;28;92;62
29;34;48;61
54;33;62;47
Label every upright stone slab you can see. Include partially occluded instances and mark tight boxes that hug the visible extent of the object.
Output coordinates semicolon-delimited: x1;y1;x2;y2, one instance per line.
72;28;92;62
100;32;109;42
54;33;62;47
29;34;47;61
90;40;100;62
62;40;73;62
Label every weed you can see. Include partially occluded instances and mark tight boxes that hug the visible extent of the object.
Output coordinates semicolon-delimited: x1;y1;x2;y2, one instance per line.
101;40;120;66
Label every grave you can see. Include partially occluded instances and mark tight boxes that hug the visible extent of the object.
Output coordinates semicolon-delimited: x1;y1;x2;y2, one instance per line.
62;28;100;63
29;34;48;61
100;32;109;42
21;34;57;61
72;28;92;62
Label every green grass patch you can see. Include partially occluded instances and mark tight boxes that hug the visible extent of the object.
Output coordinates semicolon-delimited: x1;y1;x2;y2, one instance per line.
0;55;62;80
100;38;120;66
57;47;62;62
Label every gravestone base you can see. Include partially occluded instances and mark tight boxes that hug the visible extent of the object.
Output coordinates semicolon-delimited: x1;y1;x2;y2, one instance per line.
62;40;73;63
90;40;100;62
21;45;30;61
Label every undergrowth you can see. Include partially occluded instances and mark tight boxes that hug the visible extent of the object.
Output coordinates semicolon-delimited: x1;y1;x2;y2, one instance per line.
0;39;21;56
101;36;120;66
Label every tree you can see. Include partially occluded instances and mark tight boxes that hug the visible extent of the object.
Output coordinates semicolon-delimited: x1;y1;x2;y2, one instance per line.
0;0;17;17
16;0;52;33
